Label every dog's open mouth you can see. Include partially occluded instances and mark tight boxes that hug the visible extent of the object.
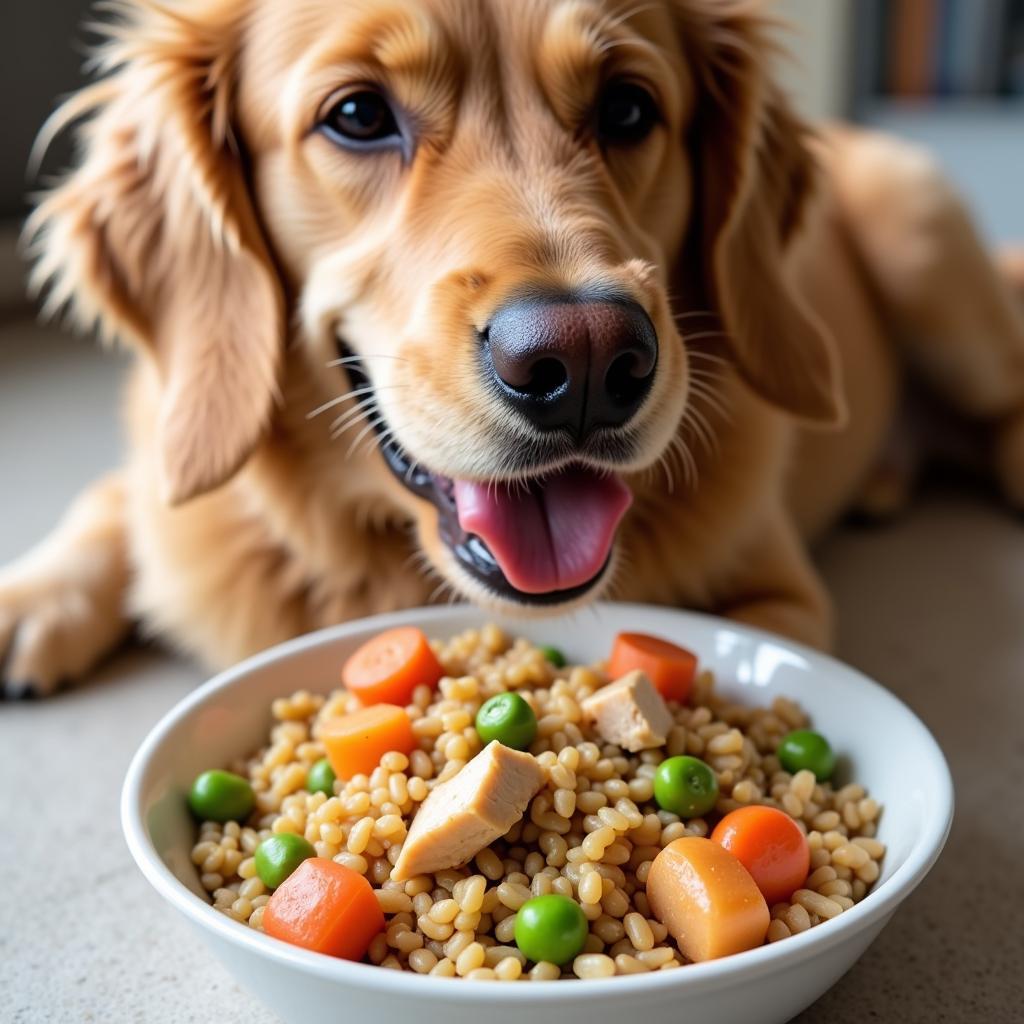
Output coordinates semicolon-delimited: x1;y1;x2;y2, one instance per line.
340;347;632;605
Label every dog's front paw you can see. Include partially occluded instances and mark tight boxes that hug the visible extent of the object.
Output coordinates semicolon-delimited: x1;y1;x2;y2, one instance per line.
0;570;129;699
1;474;131;698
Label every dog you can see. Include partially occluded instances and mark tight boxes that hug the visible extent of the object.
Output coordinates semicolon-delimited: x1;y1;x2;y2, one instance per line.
3;0;1024;697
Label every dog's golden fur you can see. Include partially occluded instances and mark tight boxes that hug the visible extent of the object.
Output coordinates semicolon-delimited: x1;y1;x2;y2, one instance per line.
4;0;1024;693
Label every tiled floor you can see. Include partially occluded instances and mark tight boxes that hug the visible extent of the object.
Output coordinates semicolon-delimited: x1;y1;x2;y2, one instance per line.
2;319;1022;1023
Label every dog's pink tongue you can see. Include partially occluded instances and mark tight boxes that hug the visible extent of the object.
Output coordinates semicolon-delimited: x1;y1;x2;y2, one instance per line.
453;467;632;594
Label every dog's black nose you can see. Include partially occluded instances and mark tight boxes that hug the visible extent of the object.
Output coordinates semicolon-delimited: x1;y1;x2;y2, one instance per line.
484;292;657;439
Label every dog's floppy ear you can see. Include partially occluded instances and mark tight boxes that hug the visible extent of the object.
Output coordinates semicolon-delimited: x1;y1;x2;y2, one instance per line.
28;1;284;504
680;4;844;426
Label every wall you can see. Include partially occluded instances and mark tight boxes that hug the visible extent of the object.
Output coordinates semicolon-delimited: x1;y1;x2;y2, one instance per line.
1;1;91;220
772;0;853;120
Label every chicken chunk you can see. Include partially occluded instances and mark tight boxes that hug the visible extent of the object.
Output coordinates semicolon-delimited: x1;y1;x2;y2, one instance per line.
392;741;546;881
581;669;673;752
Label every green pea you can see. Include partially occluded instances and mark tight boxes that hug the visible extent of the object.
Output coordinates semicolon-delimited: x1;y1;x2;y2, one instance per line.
254;833;317;889
187;769;255;823
514;894;589;965
777;729;836;782
539;645;566;668
475;692;538;751
307;757;337;797
653;755;719;818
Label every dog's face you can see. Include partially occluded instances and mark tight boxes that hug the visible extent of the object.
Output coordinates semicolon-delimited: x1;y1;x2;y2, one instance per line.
32;0;842;613
242;0;695;607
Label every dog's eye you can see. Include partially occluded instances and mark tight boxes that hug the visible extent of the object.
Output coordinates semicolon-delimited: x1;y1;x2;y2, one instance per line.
320;89;401;148
596;81;660;145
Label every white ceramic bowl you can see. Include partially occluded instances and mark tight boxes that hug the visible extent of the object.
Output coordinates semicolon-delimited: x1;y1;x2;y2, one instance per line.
122;604;953;1024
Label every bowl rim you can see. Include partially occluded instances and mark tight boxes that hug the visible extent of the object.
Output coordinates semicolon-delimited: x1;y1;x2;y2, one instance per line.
122;603;954;1002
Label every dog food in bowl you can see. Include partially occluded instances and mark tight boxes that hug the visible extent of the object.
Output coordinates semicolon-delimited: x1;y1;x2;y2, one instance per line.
188;625;885;980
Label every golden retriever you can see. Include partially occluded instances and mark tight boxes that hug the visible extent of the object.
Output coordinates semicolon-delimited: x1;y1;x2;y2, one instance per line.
3;0;1024;696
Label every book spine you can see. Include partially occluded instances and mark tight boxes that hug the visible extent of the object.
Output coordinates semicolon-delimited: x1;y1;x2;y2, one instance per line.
974;0;1009;93
890;0;939;97
1005;0;1024;94
935;0;958;95
851;0;886;106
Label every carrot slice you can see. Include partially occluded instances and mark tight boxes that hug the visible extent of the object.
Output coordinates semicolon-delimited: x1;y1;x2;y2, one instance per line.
607;632;697;702
647;836;769;962
711;806;810;905
321;704;416;779
263;858;384;959
342;627;443;706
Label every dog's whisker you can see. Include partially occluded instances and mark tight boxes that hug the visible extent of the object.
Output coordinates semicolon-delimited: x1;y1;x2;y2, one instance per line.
688;360;726;379
688;378;731;411
429;574;460;607
331;405;380;442
356;424;402;464
311;383;409;423
686;349;733;424
372;426;400;453
680;442;699;491
655;447;675;494
682;402;712;445
682;404;720;459
687;342;729;354
327;392;403;435
402;549;427;576
683;330;733;346
689;375;727;399
325;353;411;369
688;363;728;382
405;550;457;608
688;372;727;398
687;356;727;380
690;397;732;431
689;379;734;423
329;403;376;436
687;365;726;389
664;442;686;493
675;309;722;323
346;416;390;458
653;440;676;492
307;387;377;420
666;431;699;492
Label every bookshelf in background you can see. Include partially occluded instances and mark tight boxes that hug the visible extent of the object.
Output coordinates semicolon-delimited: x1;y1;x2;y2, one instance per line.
846;0;1024;244
852;0;1024;105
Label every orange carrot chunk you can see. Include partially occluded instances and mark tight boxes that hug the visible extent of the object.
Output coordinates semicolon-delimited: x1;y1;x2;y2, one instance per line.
342;626;443;706
607;632;697;703
263;858;384;960
647;836;769;962
711;806;810;905
321;704;415;780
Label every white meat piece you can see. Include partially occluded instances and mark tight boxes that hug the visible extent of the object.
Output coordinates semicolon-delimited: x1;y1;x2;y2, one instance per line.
392;741;546;881
580;669;672;752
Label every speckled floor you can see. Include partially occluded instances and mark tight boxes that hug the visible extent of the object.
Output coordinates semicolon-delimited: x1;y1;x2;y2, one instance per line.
2;318;1021;1023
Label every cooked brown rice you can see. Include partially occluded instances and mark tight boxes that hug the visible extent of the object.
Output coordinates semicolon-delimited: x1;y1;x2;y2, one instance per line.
191;624;884;978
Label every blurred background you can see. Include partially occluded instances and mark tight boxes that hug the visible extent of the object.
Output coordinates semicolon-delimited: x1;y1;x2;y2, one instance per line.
776;0;1024;243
